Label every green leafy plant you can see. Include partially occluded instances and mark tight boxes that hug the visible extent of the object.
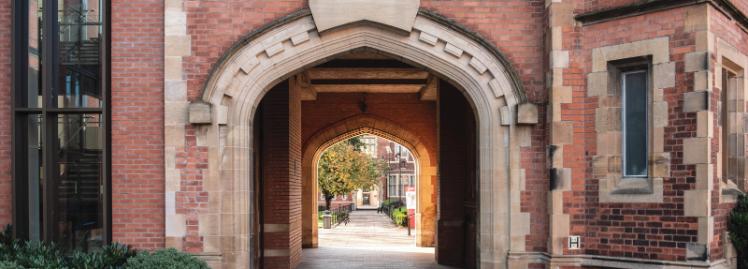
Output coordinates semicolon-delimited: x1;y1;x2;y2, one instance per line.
124;248;209;269
0;225;136;269
67;243;134;269
318;139;386;210
391;206;408;227
0;260;23;269
11;241;67;269
729;194;748;268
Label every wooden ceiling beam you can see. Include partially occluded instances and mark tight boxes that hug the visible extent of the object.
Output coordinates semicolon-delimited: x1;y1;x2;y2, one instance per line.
311;84;425;93
419;75;437;101
306;67;429;80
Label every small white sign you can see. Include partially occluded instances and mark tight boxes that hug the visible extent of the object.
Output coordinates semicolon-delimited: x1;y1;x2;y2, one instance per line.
405;186;416;209
568;235;581;250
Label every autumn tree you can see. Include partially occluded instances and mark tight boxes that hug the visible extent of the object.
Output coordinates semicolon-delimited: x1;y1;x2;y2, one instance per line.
317;139;386;210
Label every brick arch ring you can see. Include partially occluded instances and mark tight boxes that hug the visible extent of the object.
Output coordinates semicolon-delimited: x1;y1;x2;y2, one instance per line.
300;115;436;249
187;7;537;269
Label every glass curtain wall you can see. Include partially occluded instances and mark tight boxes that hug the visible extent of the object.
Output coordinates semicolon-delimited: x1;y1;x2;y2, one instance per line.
13;0;109;251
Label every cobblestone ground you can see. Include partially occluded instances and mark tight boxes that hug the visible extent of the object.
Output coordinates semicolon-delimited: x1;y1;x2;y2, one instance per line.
298;210;456;269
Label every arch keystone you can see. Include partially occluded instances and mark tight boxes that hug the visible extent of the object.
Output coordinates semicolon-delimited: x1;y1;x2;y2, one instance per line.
309;0;420;32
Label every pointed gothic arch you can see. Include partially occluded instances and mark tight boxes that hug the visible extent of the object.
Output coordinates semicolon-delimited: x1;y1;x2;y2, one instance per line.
184;7;537;269
300;114;436;249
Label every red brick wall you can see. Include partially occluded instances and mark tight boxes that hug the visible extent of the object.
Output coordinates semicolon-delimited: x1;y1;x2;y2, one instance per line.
174;126;208;253
566;4;702;260
0;0;11;226
708;4;748;260
260;82;302;269
111;0;165;249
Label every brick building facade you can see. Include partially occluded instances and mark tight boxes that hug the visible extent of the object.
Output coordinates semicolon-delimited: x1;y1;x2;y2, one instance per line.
3;0;748;269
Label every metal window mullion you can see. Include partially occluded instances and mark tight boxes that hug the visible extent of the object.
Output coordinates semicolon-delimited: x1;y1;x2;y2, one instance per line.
101;0;111;245
40;0;58;242
622;72;629;177
11;0;28;240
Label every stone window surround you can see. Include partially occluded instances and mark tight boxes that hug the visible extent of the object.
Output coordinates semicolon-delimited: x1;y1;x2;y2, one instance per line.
715;38;748;199
589;37;675;203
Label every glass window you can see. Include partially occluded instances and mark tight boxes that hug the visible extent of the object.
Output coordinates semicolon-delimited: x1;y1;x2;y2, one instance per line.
722;69;744;182
13;0;108;251
388;175;398;197
25;0;43;108
58;0;103;108
622;70;648;177
52;114;104;250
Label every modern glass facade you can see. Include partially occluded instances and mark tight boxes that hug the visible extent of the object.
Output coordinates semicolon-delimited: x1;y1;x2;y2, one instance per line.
12;0;109;251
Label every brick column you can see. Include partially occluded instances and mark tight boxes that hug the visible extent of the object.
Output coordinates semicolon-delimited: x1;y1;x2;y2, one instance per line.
260;81;302;269
0;0;11;226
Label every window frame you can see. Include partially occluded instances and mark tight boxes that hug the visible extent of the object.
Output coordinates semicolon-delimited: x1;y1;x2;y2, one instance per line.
721;62;745;187
722;68;736;182
621;69;650;178
10;0;111;245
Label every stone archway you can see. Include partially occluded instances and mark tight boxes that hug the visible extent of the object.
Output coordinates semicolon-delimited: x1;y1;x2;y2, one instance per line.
182;2;538;268
300;114;436;249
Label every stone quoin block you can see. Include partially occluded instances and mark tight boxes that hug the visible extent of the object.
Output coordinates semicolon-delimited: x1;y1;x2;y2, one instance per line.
189;102;212;124
517;103;539;125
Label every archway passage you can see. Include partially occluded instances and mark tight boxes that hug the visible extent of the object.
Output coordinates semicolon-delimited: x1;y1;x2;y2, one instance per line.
306;135;424;268
186;7;537;269
250;49;479;268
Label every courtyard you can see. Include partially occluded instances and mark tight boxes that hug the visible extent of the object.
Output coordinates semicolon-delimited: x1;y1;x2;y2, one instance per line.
299;210;455;269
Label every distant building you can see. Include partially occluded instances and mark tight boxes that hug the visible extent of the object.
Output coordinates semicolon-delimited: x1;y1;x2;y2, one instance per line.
376;137;416;201
317;135;417;209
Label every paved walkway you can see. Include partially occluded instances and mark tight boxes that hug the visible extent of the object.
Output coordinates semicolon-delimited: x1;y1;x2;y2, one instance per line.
298;210;456;269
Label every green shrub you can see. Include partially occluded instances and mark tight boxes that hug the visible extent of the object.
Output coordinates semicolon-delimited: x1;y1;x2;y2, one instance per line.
0;260;22;269
67;243;134;269
0;225;136;269
391;206;408;227
125;248;209;269
0;226;205;269
729;194;748;268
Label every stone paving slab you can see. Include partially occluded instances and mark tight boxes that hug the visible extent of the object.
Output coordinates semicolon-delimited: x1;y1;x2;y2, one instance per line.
299;210;456;269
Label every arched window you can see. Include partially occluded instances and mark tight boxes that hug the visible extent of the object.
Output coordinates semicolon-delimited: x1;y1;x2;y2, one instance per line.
12;0;110;250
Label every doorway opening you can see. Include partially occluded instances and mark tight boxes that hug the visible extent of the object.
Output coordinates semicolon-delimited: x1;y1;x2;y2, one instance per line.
306;135;426;268
250;48;479;268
